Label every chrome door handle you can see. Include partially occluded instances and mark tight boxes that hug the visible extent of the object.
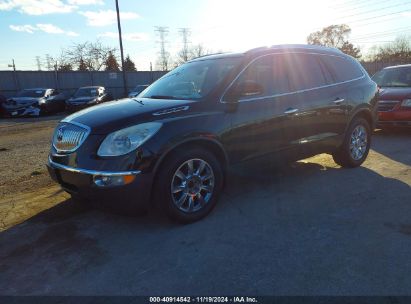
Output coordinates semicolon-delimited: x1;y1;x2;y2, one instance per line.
333;98;345;105
284;108;298;114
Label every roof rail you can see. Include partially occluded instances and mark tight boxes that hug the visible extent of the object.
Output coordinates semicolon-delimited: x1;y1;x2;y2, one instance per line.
245;44;343;54
190;52;226;60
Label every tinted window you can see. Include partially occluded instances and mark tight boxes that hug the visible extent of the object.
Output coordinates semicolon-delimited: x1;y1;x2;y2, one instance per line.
320;55;363;82
281;53;328;91
16;89;45;98
371;67;411;87
235;55;274;99
74;88;98;98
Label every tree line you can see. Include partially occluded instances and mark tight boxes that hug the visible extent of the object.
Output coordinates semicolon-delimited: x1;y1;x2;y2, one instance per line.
39;40;137;72
306;24;411;64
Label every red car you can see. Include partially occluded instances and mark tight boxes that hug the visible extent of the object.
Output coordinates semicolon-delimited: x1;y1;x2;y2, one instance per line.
372;64;411;127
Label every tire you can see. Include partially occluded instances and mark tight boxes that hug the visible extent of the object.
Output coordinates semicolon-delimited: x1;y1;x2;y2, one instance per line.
154;147;224;223
332;117;371;168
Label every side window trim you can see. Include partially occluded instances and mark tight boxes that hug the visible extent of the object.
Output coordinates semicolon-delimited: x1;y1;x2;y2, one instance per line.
220;51;365;103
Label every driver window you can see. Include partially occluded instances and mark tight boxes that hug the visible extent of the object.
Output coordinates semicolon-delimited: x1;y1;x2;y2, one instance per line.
235;55;273;100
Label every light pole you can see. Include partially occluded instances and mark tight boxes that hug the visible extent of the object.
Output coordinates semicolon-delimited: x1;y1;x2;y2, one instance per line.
115;0;128;97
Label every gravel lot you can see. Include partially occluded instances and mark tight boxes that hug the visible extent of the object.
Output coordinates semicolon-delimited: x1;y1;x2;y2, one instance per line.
0;117;410;295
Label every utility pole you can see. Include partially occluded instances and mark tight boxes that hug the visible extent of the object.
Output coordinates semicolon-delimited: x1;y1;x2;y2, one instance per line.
35;56;42;71
155;26;169;71
179;28;191;62
115;0;128;97
8;59;19;91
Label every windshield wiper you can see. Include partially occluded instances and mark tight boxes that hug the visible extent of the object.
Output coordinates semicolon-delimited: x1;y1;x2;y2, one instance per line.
132;98;144;105
148;95;178;99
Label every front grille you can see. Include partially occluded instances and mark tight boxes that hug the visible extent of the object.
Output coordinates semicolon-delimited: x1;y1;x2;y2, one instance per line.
378;100;399;112
52;122;90;153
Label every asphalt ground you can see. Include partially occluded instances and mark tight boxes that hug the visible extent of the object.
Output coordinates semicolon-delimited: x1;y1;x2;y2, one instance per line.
0;122;410;295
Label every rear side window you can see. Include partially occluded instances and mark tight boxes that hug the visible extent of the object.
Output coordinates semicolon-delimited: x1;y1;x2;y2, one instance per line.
280;53;328;91
320;55;363;83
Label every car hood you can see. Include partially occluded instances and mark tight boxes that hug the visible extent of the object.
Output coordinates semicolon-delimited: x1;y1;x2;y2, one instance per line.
67;96;96;103
6;97;42;106
64;97;197;134
379;87;411;100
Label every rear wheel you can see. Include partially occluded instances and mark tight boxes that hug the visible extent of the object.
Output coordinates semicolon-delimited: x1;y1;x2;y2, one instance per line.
332;117;371;168
154;148;224;223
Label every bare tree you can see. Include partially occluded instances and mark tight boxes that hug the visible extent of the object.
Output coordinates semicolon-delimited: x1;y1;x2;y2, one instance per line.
307;24;361;58
61;40;117;71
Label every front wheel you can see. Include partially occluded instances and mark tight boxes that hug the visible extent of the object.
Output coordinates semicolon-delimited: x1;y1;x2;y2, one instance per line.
154;148;224;223
332;117;371;168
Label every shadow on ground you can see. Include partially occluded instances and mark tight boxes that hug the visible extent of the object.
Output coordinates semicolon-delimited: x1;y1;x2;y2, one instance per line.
373;128;411;166
1;155;411;295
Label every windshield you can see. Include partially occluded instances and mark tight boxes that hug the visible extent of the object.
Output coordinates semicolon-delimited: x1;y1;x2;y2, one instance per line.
372;67;411;87
132;85;148;93
74;88;99;98
140;56;243;100
16;89;45;98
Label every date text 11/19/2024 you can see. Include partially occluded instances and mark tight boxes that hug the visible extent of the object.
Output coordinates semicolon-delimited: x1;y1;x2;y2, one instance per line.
149;296;258;303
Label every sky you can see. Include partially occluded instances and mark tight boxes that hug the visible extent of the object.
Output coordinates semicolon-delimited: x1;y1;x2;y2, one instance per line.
0;0;410;71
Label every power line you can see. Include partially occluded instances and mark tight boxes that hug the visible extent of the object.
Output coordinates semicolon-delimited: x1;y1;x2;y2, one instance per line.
333;2;411;21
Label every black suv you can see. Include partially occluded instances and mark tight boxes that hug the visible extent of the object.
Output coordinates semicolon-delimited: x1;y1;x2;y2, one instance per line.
47;44;378;223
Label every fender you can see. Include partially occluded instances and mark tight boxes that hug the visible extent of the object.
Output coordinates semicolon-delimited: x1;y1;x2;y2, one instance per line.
345;104;375;135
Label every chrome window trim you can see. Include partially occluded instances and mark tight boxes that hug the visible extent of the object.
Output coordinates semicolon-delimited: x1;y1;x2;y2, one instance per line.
52;120;91;154
220;51;365;104
48;157;141;176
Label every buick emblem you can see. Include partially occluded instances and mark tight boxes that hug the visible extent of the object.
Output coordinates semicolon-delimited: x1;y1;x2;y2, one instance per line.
56;126;65;142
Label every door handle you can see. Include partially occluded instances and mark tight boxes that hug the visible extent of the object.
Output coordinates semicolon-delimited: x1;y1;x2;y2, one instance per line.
333;98;345;105
284;108;298;114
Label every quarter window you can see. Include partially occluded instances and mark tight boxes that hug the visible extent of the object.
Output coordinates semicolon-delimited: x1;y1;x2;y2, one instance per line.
320;55;363;83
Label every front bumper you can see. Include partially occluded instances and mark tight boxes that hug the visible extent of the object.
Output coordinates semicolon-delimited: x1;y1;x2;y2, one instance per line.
47;157;153;209
2;105;41;117
378;109;411;127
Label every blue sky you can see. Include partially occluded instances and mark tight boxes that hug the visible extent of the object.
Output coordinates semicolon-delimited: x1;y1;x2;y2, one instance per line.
0;0;410;71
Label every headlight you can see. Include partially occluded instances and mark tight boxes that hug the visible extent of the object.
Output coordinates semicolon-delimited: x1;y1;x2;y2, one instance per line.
38;99;46;105
97;122;162;156
402;99;411;107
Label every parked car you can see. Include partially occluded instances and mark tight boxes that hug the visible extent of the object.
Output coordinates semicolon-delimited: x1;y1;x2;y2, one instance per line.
65;86;113;113
371;64;411;128
0;94;6;117
2;88;66;117
128;84;149;98
47;44;378;223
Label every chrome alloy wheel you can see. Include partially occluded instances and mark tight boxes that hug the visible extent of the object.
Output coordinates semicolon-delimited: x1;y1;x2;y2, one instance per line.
350;125;368;160
171;158;215;213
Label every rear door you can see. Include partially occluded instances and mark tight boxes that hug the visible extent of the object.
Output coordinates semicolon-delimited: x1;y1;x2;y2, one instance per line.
279;53;349;154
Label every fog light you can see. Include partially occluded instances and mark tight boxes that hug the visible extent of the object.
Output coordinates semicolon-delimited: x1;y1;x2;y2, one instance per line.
93;174;135;187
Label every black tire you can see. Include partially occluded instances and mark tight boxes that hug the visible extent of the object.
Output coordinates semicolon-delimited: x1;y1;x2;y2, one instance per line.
154;147;224;223
332;117;371;168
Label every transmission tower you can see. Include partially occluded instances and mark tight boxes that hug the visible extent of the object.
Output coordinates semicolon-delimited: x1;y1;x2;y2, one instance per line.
179;28;191;62
154;26;170;71
35;56;42;71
